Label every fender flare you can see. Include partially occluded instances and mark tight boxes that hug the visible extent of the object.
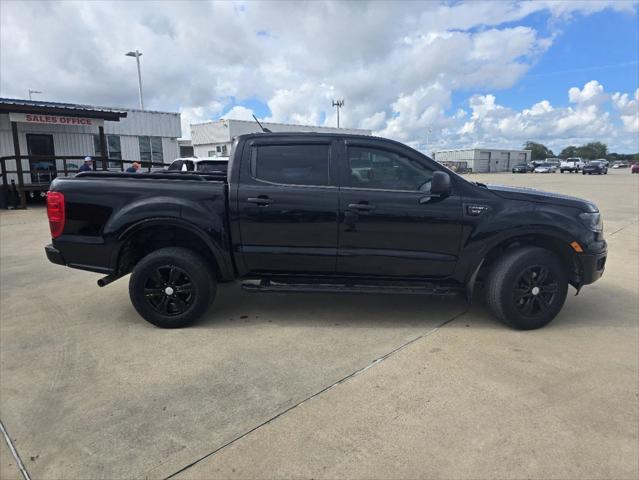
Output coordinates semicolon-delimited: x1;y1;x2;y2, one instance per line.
111;217;235;280
461;226;576;302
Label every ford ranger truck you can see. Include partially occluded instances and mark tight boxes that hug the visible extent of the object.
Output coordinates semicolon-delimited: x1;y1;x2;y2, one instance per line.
45;133;607;330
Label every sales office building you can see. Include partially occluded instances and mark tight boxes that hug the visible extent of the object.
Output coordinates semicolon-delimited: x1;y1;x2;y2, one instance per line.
0;98;181;205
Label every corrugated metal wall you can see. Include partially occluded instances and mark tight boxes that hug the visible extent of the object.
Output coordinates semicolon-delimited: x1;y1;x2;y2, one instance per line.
434;149;530;173
106;110;181;137
191;119;372;148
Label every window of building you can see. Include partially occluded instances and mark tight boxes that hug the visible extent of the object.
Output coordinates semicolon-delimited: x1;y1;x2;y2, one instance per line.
251;144;330;186
93;134;122;168
347;146;433;191
139;136;163;163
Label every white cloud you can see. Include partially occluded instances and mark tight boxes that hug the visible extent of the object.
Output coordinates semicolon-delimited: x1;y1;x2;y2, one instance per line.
612;89;639;134
0;1;636;151
568;80;608;105
444;81;636;154
223;105;256;121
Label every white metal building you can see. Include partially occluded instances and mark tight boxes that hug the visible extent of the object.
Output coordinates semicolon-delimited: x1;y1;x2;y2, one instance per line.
433;148;531;173
0;98;181;187
190;119;371;158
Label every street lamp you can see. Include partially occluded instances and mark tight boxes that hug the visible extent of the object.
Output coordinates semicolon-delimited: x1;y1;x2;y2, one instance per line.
28;89;42;100
125;50;145;110
332;99;344;128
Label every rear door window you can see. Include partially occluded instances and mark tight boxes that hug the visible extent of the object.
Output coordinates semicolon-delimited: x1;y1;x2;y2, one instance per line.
251;144;330;186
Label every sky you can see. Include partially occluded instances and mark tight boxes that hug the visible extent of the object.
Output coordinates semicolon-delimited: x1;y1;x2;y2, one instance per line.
1;0;638;153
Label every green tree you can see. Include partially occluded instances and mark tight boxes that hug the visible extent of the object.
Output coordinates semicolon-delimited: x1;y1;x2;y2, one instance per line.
524;141;554;160
559;146;578;159
575;142;607;160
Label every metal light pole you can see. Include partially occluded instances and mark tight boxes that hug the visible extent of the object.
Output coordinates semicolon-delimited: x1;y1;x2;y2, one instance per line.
332;99;344;128
125;50;144;110
425;127;432;152
28;89;42;100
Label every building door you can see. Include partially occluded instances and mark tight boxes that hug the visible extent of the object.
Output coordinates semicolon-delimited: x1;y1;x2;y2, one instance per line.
480;151;491;172
26;134;56;183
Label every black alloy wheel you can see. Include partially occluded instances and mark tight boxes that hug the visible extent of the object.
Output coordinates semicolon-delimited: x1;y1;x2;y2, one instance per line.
144;265;194;316
129;247;216;328
512;266;558;317
485;246;568;329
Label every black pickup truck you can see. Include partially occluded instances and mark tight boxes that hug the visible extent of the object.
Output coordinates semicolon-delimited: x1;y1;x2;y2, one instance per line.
45;132;606;330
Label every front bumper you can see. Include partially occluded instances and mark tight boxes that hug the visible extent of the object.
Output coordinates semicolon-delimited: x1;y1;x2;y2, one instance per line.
45;243;66;266
576;246;607;285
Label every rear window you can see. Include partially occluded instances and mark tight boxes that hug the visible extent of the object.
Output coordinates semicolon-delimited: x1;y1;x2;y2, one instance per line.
251;144;330;186
197;161;228;173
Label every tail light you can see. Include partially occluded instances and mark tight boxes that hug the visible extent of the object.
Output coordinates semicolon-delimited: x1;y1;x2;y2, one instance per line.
46;191;65;238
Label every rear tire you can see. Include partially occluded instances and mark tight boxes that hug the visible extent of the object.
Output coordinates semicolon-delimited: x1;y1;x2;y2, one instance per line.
129;247;216;328
485;247;568;330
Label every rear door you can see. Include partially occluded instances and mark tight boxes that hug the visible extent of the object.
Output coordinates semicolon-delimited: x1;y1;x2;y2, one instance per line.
237;137;339;275
337;140;463;278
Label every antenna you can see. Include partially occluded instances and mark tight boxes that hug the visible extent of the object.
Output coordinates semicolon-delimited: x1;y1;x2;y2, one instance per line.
252;114;272;133
332;99;344;128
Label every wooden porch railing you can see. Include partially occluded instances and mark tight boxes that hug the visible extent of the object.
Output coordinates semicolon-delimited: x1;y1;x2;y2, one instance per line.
0;155;169;209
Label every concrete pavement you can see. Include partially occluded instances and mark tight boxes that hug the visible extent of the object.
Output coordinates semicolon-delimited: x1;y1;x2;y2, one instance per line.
1;169;637;479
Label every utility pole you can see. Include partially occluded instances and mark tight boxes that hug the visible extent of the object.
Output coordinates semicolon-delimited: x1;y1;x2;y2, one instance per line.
425;127;432;152
332;99;344;128
125;50;145;110
28;89;42;100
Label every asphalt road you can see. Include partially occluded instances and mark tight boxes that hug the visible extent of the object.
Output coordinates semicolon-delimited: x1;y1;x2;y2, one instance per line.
1;169;637;479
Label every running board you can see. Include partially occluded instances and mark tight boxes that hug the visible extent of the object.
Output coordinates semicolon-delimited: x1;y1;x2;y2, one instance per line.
241;279;462;296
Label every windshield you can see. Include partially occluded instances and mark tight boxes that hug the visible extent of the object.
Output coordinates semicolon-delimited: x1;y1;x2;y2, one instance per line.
538;163;552;167
197;161;228;173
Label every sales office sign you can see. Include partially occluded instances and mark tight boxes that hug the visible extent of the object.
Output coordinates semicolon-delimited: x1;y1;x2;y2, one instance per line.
9;112;104;127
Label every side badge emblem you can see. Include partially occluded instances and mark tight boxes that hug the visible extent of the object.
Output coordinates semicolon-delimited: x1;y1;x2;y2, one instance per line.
466;204;489;216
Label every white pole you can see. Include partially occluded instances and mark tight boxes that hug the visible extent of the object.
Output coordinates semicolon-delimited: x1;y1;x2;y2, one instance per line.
135;51;144;110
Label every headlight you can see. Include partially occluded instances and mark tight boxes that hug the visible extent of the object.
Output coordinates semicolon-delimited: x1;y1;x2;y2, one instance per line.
579;212;603;232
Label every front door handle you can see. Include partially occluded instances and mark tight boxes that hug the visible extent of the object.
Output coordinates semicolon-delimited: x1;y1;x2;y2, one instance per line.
247;196;273;206
347;203;375;212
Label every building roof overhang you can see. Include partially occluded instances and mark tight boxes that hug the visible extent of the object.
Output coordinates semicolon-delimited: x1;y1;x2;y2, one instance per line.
0;98;127;121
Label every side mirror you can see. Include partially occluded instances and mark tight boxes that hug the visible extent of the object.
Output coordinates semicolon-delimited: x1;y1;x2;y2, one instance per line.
431;171;451;196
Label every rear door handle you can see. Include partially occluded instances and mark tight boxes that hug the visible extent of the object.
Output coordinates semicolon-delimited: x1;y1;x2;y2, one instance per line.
347;203;375;212
247;196;273;206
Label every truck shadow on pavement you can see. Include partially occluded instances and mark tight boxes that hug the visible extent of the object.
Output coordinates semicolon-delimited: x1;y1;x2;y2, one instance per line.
185;279;634;333
191;282;468;330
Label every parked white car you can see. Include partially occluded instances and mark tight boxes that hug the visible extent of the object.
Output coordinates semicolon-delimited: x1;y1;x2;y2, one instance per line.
534;162;558;173
167;157;229;173
560;157;585;173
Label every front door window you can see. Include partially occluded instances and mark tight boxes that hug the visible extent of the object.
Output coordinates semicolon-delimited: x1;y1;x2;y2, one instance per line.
347;146;433;192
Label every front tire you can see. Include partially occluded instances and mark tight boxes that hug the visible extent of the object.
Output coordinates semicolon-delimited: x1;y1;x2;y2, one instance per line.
486;247;568;330
129;247;216;328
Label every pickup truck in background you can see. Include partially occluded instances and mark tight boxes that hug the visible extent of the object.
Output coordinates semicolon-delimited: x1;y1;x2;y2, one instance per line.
45;133;607;330
560;157;585;173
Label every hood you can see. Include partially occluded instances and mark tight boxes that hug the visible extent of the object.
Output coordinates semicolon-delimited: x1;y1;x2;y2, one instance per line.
486;184;598;212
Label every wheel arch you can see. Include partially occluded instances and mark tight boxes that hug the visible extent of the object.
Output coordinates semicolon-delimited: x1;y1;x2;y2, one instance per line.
111;218;235;281
464;230;578;299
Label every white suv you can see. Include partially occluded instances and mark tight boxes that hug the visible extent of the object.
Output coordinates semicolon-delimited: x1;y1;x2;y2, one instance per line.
560;157;585;173
167;157;229;174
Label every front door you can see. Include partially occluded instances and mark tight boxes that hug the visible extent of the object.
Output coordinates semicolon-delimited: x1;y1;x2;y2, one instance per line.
237;139;339;275
26;134;56;183
337;142;463;278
